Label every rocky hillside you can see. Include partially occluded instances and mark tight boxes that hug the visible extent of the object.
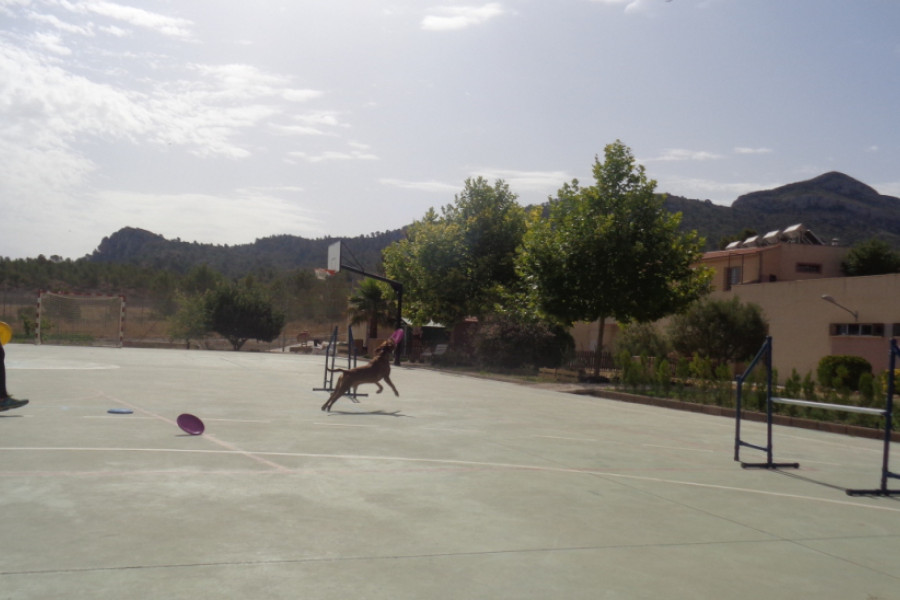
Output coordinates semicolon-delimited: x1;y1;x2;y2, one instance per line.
88;227;406;277
668;171;900;249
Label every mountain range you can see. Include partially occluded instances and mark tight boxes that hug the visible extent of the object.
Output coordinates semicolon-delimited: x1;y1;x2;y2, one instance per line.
88;172;900;276
666;171;900;249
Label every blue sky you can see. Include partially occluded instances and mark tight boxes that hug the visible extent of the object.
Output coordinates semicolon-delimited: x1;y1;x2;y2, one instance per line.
1;0;898;259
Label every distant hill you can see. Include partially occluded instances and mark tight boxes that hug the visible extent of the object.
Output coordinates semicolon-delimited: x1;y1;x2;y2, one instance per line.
88;227;406;277
666;171;900;250
87;172;900;274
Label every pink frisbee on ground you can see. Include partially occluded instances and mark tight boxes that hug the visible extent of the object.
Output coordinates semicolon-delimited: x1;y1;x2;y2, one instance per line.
177;413;205;435
391;328;404;344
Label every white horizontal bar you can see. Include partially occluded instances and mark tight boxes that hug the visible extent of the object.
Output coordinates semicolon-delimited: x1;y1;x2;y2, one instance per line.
771;397;888;417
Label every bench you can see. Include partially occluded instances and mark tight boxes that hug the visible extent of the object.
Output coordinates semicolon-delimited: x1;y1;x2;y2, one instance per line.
422;344;448;361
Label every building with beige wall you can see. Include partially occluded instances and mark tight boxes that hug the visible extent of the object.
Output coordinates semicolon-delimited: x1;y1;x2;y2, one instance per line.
571;224;900;378
703;241;847;290
713;274;900;376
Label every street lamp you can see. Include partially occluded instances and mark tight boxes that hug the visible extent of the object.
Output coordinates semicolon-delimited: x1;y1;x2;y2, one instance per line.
821;294;858;321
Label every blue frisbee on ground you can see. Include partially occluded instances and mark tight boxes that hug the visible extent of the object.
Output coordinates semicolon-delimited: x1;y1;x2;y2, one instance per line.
177;413;205;435
107;408;133;414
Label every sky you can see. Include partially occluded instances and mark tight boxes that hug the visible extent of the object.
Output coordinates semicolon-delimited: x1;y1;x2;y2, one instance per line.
1;0;899;260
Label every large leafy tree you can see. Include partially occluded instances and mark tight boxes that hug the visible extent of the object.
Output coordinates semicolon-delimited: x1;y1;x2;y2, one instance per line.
167;291;211;349
518;140;711;373
205;278;285;351
668;297;769;364
841;237;900;276
383;177;526;327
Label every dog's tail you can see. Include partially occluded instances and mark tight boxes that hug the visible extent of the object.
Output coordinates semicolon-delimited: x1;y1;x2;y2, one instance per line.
326;368;349;374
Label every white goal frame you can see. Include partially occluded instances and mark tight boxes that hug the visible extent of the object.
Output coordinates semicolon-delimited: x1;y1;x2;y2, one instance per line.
36;291;126;348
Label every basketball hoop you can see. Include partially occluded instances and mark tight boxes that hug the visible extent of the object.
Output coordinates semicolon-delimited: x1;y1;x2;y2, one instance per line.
315;268;336;280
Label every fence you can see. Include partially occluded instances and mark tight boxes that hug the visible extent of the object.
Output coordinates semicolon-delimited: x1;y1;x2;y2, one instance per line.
565;350;616;372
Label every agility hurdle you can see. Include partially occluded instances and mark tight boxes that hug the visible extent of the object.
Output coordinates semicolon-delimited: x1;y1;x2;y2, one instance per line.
312;326;363;399
734;336;898;496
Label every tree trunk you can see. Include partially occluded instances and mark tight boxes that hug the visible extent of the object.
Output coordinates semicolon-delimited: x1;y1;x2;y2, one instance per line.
368;316;378;341
593;316;607;377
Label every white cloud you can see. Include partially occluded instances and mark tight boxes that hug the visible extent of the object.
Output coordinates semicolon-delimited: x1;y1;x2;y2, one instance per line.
734;147;773;155
287;149;379;163
28;11;94;36
421;3;506;31
591;0;660;14
30;31;72;55
380;178;460;194
0;36;338;161
648;148;724;162
99;24;128;37
58;0;194;39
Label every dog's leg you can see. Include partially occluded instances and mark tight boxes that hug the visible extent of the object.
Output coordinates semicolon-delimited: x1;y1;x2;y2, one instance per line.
374;382;384;394
383;375;399;396
322;375;348;411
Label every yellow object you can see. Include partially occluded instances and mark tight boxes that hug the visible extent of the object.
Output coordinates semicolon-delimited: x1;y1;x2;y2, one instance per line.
0;321;11;345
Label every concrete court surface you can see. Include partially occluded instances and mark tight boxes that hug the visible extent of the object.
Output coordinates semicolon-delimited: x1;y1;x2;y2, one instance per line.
1;344;899;600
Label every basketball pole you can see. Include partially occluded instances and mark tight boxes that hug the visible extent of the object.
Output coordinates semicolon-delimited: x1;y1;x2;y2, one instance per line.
336;263;404;367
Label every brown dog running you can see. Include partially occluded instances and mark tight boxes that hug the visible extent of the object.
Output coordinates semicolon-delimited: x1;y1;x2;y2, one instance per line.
321;339;399;412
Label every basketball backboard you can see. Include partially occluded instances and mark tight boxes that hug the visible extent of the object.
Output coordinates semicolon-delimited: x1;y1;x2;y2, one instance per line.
327;241;342;273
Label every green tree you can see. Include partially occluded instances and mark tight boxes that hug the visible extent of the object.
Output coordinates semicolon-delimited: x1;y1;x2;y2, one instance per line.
347;279;396;342
383;177;526;328
182;264;225;295
205;279;285;351
167;291;211;349
518;140;711;374
841;238;900;276
668;297;768;365
614;321;671;360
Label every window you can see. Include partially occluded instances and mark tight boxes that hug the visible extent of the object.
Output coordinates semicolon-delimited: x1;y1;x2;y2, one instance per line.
830;323;884;337
796;263;821;273
725;266;741;290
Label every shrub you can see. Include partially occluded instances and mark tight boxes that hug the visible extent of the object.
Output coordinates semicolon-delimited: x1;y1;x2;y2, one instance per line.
656;358;672;394
668;297;768;364
783;369;802;399
858;372;875;406
816;355;872;391
472;313;573;370
615;321;670;360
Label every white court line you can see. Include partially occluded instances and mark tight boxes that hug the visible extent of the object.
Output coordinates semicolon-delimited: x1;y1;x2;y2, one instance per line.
83;416;156;420
79;416;269;423
2;446;898;514
93;391;289;472
7;361;119;371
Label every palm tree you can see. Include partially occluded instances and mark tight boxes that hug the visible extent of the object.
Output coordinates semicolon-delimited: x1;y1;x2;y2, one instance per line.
347;279;395;345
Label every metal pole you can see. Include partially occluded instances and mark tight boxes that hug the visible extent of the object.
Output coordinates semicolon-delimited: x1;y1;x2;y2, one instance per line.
339;263;404;366
881;340;897;492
